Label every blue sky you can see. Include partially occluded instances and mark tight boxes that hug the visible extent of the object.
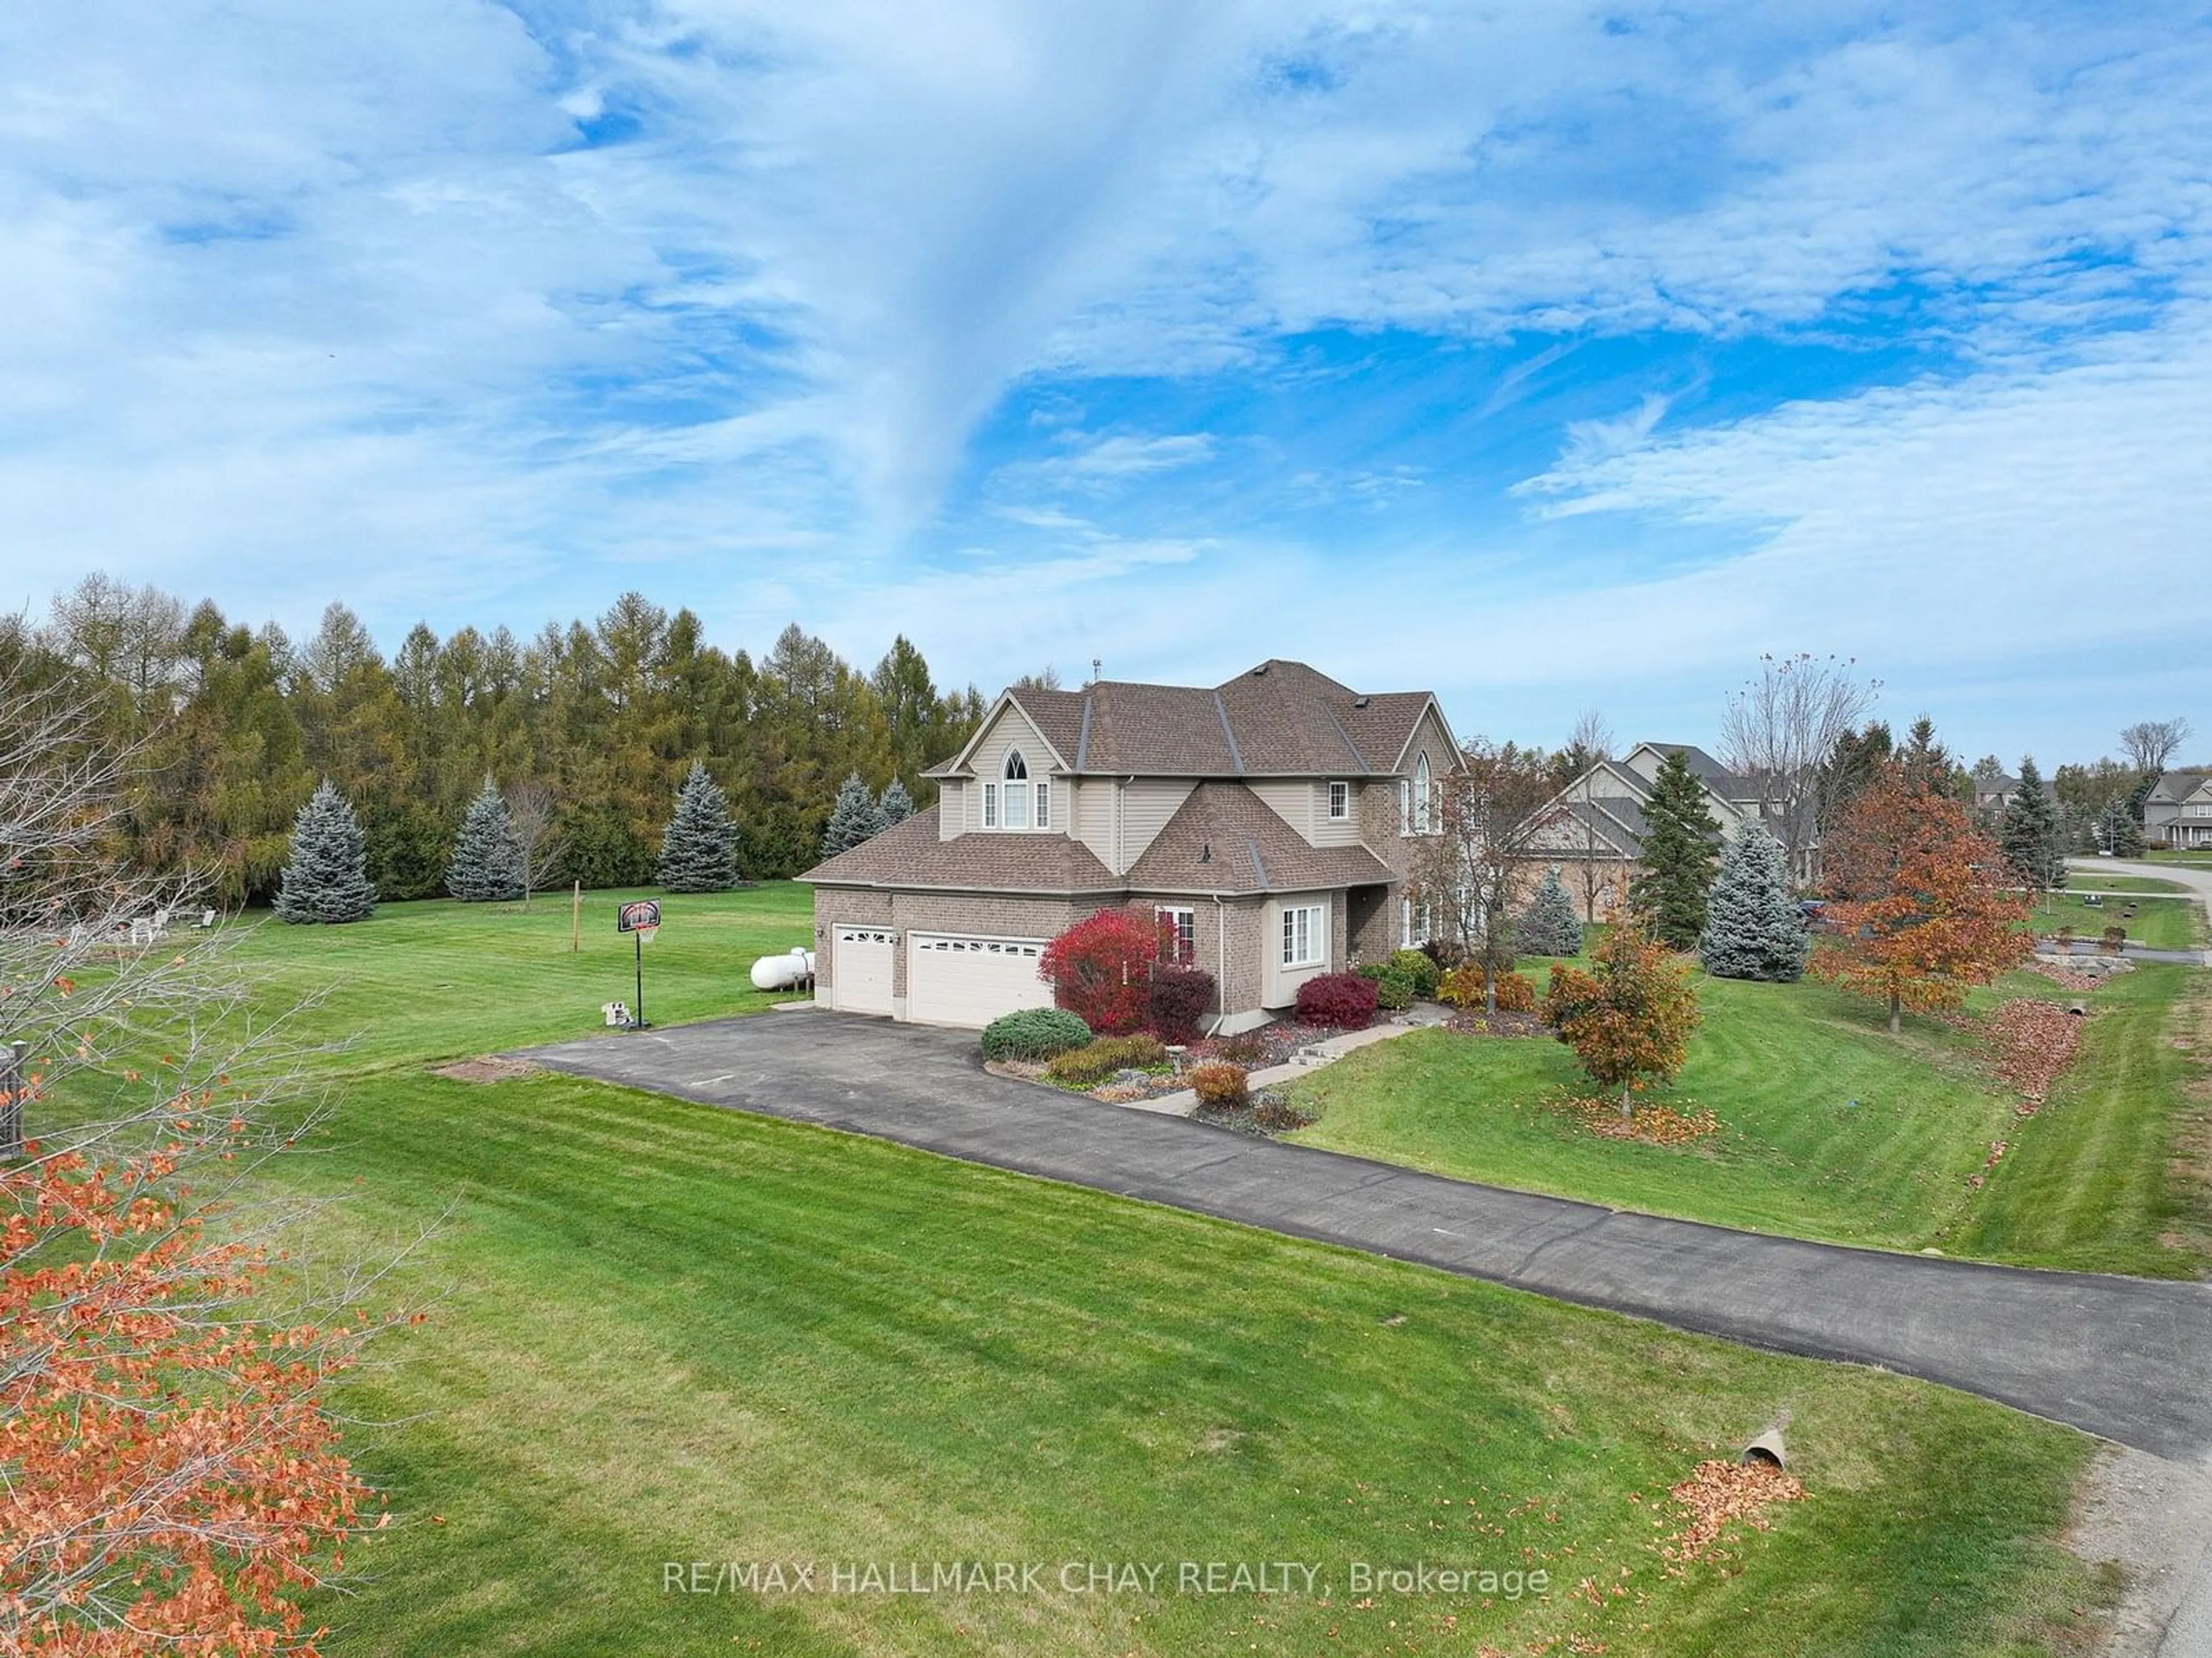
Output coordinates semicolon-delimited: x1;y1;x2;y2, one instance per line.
2;1;2206;764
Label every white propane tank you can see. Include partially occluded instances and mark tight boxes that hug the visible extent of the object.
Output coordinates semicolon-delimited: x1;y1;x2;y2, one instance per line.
749;952;815;991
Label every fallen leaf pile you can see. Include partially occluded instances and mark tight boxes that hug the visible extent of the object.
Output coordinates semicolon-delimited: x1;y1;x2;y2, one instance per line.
2028;960;2101;991
1552;1092;1721;1147
1657;1459;1805;1571
1985;998;2084;1115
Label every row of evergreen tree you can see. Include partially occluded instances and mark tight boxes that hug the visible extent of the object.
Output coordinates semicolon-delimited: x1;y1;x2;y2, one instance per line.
5;575;991;906
276;762;747;923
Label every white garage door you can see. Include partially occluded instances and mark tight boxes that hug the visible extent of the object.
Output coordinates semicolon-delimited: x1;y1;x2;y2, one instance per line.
834;926;896;1016
907;933;1053;1028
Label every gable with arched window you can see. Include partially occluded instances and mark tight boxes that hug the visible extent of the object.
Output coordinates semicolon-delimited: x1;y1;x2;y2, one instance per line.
982;748;1050;832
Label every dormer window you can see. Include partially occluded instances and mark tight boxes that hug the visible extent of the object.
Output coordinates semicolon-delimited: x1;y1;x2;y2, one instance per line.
988;751;1049;832
1327;781;1349;820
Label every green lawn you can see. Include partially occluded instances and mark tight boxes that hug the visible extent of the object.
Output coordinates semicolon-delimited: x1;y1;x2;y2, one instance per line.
202;883;815;1068
1287;964;2211;1277
36;889;2128;1655
2034;873;2205;951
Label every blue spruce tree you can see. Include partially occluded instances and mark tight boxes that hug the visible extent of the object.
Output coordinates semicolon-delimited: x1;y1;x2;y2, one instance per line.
274;779;377;924
877;778;915;828
820;774;886;858
658;761;740;892
1517;866;1584;957
1697;822;1808;982
445;779;525;902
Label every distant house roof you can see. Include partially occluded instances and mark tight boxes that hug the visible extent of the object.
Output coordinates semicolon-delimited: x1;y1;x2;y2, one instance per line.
925;660;1447;780
800;806;1121;893
2148;770;2212;804
1637;742;1762;801
1973;773;2022;798
1124;783;1395;897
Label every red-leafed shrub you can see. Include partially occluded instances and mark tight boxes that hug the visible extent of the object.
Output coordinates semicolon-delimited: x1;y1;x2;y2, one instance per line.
1039;907;1165;1034
1146;966;1215;1044
1295;972;1377;1030
1190;1062;1248;1107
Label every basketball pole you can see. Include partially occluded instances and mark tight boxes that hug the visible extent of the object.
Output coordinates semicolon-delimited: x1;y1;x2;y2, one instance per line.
633;928;646;1030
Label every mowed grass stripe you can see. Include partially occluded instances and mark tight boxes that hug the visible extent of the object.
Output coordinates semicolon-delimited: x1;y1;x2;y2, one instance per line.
1965;967;2212;1273
285;1069;2097;1657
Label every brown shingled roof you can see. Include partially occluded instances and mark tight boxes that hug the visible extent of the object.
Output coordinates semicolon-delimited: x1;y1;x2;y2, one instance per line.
1124;783;1394;896
798;805;1122;892
930;661;1442;781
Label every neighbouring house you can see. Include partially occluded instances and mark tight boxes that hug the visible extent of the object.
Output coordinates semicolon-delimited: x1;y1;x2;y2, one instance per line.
798;660;1460;1032
1972;772;2021;816
2144;770;2212;849
1526;743;1784;919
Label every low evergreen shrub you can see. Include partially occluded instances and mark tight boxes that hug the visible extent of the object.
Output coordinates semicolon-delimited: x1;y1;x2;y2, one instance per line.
980;1008;1092;1063
1357;963;1416;1010
1389;949;1442;997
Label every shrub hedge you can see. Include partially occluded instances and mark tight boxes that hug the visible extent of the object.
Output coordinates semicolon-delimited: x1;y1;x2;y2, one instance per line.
980;1007;1092;1062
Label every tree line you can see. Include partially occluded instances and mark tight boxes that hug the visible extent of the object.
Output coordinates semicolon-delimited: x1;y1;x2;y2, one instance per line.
2;574;991;906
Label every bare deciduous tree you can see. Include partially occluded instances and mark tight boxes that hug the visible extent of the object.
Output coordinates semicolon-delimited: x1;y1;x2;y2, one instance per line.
1559;708;1613;780
2120;718;2192;776
1718;653;1878;888
503;781;565;906
1410;740;1566;1013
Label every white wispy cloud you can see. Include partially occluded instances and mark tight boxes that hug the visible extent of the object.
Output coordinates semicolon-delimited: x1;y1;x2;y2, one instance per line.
0;0;2205;764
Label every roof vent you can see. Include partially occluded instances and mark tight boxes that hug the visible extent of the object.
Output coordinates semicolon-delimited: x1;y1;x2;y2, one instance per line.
1251;663;1268;676
1353;695;1370;708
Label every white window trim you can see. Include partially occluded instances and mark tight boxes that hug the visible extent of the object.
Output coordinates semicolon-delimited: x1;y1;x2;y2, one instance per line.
1281;903;1325;969
1412;753;1433;835
1327;780;1350;820
1157;905;1196;964
988;749;1047;831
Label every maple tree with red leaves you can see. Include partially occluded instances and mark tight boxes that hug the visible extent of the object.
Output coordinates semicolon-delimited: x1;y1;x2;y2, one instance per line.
1038;906;1173;1034
1810;766;2031;1034
1542;911;1703;1119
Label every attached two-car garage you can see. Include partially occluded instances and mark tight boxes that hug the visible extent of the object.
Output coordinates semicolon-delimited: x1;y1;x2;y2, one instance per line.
830;926;1055;1028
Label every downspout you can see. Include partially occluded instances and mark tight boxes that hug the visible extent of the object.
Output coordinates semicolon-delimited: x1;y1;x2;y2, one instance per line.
1210;895;1229;1037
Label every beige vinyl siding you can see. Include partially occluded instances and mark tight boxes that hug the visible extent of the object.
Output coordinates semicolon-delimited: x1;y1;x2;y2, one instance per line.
1249;780;1313;840
1071;778;1116;868
938;780;967;840
1117;779;1197;870
1260;889;1344;1009
969;706;1058;786
1310;780;1362;847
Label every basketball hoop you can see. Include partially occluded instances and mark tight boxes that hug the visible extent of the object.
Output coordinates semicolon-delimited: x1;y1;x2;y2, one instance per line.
634;925;658;945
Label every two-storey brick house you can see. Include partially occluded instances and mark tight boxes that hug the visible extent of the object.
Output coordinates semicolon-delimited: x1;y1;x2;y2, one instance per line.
798;660;1459;1031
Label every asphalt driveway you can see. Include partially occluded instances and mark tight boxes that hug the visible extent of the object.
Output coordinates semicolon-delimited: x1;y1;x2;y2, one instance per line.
524;1009;2212;1463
